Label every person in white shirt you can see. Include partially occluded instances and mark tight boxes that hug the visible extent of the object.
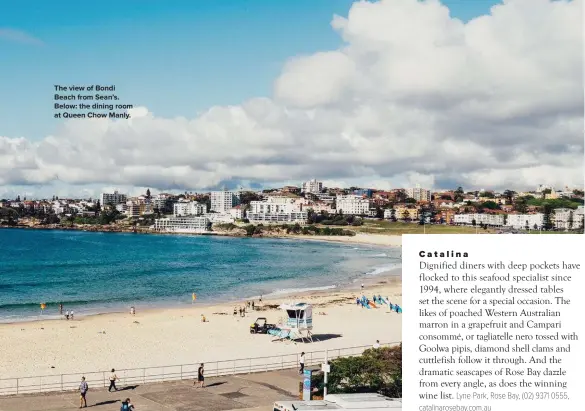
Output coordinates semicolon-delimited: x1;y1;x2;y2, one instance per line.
108;368;118;392
373;340;381;349
299;352;306;374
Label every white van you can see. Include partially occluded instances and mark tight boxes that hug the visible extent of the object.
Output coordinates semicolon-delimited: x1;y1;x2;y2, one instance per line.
273;393;402;411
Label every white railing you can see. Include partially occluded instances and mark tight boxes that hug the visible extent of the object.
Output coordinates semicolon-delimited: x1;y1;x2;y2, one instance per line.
0;342;399;396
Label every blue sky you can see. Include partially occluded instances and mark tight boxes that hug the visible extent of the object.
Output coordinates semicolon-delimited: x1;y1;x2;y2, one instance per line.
1;0;501;140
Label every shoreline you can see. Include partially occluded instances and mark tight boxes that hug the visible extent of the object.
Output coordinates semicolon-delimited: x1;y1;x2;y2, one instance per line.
0;273;402;379
0;266;402;326
0;224;402;247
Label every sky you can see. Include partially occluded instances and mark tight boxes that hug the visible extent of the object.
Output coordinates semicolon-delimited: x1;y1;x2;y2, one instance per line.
0;0;583;199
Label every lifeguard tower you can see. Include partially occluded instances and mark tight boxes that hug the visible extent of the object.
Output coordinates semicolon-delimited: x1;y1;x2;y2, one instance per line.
277;302;316;343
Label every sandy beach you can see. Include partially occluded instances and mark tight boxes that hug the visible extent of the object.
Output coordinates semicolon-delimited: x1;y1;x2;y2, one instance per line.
0;275;402;381
290;233;402;247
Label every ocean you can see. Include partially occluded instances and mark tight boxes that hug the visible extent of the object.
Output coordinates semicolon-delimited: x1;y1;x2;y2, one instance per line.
0;228;400;322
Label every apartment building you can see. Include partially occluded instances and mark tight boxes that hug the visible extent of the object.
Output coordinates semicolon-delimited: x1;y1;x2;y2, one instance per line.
101;191;127;208
506;213;544;229
335;195;371;215
406;187;431;203
246;211;308;224
249;198;298;214
394;206;419;221
126;202;140;218
210;190;240;213
554;206;584;230
301;179;323;194
173;201;205;217
454;213;505;227
154;216;210;233
229;205;244;220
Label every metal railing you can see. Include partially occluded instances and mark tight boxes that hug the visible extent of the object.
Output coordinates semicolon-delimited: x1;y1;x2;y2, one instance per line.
0;342;399;396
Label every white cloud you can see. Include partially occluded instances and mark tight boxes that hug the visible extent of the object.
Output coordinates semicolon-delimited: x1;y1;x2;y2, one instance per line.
1;0;583;198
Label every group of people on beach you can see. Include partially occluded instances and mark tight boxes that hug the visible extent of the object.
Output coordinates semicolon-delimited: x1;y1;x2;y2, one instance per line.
59;304;74;320
234;297;262;317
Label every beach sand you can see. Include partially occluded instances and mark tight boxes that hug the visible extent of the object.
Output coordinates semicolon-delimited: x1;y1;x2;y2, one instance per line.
290;233;402;247
0;275;402;380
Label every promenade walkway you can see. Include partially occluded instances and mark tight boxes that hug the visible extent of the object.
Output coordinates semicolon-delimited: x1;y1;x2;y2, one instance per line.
0;369;300;411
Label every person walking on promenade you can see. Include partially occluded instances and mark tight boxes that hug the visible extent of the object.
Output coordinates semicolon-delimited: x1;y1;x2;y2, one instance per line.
109;368;118;392
79;376;88;408
299;352;305;375
195;363;205;388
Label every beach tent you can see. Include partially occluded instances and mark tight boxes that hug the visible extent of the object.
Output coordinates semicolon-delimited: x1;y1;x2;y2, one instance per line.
276;302;316;343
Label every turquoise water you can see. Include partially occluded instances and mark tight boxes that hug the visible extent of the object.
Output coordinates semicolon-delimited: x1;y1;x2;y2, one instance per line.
0;228;400;322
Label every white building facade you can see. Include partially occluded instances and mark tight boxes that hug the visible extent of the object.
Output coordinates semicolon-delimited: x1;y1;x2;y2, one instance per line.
554;206;584;230
230;206;244;220
210;190;240;213
246;211;308;224
101;191;127;208
506;213;544;229
453;213;505;226
302;179;323;194
153;216;210;233
174;201;205;217
335;195;371;215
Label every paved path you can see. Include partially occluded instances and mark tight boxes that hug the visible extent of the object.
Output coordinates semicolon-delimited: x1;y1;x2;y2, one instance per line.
0;369;301;411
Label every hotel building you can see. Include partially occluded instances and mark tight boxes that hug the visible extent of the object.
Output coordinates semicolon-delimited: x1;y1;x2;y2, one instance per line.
210;190;240;213
336;195;371;215
154;216;210;233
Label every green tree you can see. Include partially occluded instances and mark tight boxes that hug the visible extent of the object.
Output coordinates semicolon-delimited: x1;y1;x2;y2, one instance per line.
543;204;554;230
314;345;401;398
503;190;515;203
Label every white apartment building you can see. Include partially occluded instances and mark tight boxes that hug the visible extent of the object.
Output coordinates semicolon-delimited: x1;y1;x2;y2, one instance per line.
173;201;205;217
506;213;544;229
249;198;298;214
153;194;171;210
301;179;323;194
246;211;308;224
153;216;210;233
210;190;240;213
406;187;431;203
335;195;371;215
306;203;334;214
453;213;505;227
101;191;127;208
554;206;584;230
230;206;244;220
